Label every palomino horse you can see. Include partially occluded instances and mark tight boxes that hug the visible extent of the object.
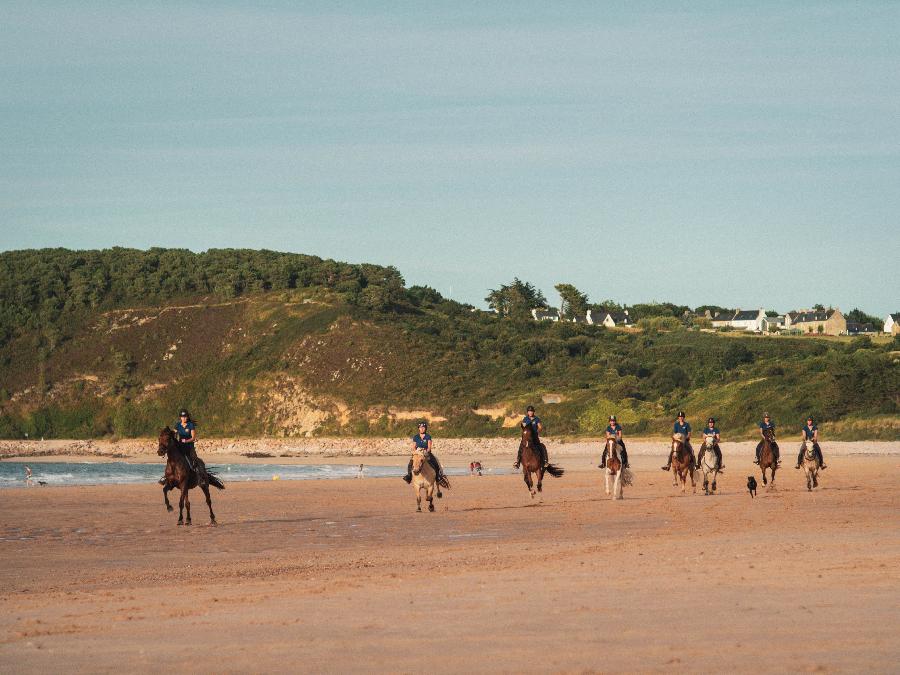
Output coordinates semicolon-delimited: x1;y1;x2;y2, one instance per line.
670;433;696;494
157;427;224;526
800;440;820;491
759;427;778;489
410;448;437;512
603;437;631;500
519;422;564;499
699;435;721;496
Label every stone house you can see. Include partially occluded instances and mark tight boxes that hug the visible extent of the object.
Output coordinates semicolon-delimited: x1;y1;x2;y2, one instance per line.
785;308;846;335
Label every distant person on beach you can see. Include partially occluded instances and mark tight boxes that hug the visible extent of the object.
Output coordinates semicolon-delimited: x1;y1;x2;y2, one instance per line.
25;465;33;486
796;417;827;470
473;461;483;476
357;464;365;478
403;422;448;487
600;415;630;469
515;405;549;468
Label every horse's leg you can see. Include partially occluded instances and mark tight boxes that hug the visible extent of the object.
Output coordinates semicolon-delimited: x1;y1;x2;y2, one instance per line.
184;488;192;525
605;469;611;495
536;466;544;493
813;469;818;488
163;484;173;512
615;471;622;500
201;484;216;524
178;488;185;525
416;484;422;512
712;470;717;493
523;468;534;497
761;466;768;486
427;483;435;512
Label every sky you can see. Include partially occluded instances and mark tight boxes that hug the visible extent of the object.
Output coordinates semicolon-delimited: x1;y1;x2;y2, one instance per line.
1;1;898;315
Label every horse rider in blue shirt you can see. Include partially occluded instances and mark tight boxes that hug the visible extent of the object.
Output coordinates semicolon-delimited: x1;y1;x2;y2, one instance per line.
159;408;208;485
796;416;827;469
599;415;630;469
403;422;449;488
662;411;695;470
514;405;549;469
697;417;724;470
754;413;780;465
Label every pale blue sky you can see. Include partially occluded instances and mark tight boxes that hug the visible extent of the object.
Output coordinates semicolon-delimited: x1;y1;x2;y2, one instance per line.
1;2;898;314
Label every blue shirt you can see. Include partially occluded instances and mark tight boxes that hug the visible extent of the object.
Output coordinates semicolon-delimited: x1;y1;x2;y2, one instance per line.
412;433;432;450
802;424;818;440
759;421;776;431
175;420;195;442
606;423;623;436
522;415;541;437
673;421;691;435
703;427;719;436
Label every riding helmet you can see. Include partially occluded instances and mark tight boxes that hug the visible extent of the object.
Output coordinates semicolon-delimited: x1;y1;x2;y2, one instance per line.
526;405;535;412
677;411;685;418
609;415;617;422
179;409;189;417
708;417;715;424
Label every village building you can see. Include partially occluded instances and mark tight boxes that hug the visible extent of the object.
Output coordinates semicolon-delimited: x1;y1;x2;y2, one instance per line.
784;308;846;335
846;322;876;335
710;308;765;331
531;308;560;322
601;311;635;328
761;315;785;332
885;313;900;335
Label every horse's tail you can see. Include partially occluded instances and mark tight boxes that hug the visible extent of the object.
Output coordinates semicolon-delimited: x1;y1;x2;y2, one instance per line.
544;463;565;478
206;471;225;490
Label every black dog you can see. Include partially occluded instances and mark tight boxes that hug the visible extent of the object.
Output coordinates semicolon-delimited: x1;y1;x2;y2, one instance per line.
747;476;757;498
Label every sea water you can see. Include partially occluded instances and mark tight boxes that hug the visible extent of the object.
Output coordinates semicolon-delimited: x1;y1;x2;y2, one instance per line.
0;461;508;488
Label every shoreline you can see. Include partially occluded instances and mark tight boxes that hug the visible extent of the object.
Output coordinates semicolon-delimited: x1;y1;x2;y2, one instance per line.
2;438;899;464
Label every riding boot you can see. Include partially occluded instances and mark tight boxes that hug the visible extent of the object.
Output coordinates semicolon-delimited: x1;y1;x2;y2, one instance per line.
540;443;549;468
714;446;724;470
513;447;523;469
815;444;827;469
403;459;413;483
795;448;804;469
599;447;608;468
661;450;673;471
754;442;762;465
158;475;167;486
620;446;630;469
773;442;781;465
188;448;208;485
697;447;705;466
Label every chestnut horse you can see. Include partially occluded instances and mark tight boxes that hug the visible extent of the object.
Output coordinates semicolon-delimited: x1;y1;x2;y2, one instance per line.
670;433;696;494
519;422;564;498
157;427;224;526
759;427;778;489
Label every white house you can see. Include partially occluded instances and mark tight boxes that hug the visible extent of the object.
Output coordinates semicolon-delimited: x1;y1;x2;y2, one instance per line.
531;308;560;322
885;313;900;335
761;315;785;332
601;311;635;328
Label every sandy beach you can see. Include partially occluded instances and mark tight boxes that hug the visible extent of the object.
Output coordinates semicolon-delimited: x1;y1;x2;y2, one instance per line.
2;450;899;673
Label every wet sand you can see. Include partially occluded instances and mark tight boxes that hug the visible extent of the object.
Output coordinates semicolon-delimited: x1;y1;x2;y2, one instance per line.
1;454;898;673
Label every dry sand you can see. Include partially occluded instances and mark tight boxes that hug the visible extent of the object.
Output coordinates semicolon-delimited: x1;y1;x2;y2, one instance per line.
1;453;899;673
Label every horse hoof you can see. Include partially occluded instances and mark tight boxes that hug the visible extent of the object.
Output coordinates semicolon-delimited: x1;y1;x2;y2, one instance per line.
167;506;174;512
185;521;192;526
209;520;217;527
417;507;422;512
177;522;183;527
428;503;435;512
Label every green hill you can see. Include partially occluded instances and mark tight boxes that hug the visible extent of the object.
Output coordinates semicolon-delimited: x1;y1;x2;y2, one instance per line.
1;248;897;440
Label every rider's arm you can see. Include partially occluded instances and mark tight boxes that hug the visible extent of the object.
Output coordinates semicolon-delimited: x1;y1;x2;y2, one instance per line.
536;421;543;434
427;438;433;453
813;429;819;442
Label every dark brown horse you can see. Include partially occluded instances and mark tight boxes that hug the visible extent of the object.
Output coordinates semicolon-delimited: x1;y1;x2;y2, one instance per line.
759;427;778;488
519;422;564;498
157;427;224;526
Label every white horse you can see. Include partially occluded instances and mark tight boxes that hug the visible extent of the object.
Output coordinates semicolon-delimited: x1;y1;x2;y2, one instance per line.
800;440;820;491
699;435;720;496
410;449;437;512
603;437;631;500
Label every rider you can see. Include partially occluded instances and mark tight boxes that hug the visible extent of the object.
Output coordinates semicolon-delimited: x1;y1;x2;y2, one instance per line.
662;411;694;470
175;408;207;484
754;412;780;466
402;421;449;487
514;405;549;469
796;416;827;470
697;417;724;470
599;415;630;469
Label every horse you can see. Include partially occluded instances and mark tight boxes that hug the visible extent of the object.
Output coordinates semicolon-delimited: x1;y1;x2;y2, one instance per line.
157;427;224;526
759;427;778;489
603;436;631;500
519;422;564;499
410;449;437;512
800;440;820;491
670;433;696;494
699;435;721;496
